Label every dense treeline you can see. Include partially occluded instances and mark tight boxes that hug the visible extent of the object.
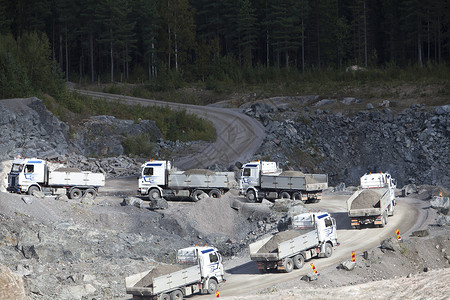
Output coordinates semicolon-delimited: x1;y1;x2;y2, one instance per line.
1;0;449;85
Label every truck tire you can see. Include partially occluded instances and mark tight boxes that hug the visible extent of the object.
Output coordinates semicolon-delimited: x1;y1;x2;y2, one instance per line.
170;289;183;300
69;188;83;200
158;294;170;300
292;192;302;201
380;212;387;227
208;189;221;199
27;186;39;196
280;191;290;199
192;189;204;202
324;243;333;258
246;190;256;202
293;254;305;269
84;188;97;199
283;257;294;273
206;278;218;294
149;188;161;201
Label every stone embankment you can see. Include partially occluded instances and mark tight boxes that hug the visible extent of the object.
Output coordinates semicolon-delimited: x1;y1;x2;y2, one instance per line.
243;97;449;188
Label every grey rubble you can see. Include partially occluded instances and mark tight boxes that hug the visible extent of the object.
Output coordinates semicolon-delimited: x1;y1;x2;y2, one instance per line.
0;98;187;177
245;99;449;188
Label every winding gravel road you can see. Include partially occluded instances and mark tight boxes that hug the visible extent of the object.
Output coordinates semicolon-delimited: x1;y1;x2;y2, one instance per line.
191;194;422;299
75;89;265;169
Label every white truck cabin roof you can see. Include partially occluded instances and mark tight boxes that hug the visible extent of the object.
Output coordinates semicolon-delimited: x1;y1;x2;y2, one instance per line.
242;161;279;174
360;172;390;188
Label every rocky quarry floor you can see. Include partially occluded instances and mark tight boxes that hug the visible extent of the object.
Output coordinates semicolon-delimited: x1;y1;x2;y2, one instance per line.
0;94;448;299
0;170;449;299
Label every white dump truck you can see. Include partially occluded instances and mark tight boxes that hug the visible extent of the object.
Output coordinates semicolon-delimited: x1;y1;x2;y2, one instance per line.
7;157;105;199
249;211;339;273
239;161;328;203
347;172;396;229
138;160;235;201
125;246;225;300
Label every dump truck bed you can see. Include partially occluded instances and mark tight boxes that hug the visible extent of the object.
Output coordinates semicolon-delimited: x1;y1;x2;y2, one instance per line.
48;171;105;187
261;173;327;191
249;229;318;261
347;188;390;217
168;171;234;189
125;265;201;296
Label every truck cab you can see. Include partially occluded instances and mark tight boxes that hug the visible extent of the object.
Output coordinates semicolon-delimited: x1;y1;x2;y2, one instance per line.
177;246;224;282
8;158;47;194
292;212;338;247
239;161;281;196
360;172;396;189
138;160;170;195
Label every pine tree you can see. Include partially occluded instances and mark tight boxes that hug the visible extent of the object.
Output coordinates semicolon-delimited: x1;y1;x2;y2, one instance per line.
236;0;258;66
134;0;160;80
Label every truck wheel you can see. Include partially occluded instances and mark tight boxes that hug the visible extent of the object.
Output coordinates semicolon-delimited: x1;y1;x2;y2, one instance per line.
380;213;387;228
170;289;183;300
292;192;302;201
192;189;204;202
69;188;83;200
246;190;256;202
208;189;221;199
283;257;294;273
280;191;290;199
158;294;170;300
149;188;161;201
28;186;39;196
206;278;218;294
324;243;333;258
84;188;97;199
293;254;305;269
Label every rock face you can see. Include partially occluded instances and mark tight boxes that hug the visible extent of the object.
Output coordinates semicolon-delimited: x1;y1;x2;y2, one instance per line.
0;98;71;160
0;98;163;164
71;115;162;157
244;100;449;187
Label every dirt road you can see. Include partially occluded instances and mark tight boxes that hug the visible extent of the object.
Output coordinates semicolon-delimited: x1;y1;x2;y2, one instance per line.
193;195;422;299
75;89;265;169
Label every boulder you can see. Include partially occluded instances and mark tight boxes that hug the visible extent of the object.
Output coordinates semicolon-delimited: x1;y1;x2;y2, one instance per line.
411;230;429;237
149;198;168;210
402;184;417;196
341;260;357;271
430;196;450;210
436;215;450;226
0;265;27;300
380;237;401;252
435;105;450;115
301;272;319;282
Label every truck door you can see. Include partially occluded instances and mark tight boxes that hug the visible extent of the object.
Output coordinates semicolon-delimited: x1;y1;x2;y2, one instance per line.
316;214;335;242
200;249;223;277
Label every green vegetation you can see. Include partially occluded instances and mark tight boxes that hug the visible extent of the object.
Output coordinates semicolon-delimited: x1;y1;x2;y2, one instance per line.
0;32;216;150
44;92;216;143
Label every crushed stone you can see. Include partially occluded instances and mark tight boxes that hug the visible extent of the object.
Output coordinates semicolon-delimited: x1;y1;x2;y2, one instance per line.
350;189;382;209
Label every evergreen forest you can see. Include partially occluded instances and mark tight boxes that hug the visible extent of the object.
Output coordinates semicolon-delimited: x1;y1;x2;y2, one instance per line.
1;0;450;89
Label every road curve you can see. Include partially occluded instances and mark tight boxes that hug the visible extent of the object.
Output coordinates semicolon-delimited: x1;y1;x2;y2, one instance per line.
75;89;265;169
192;194;422;299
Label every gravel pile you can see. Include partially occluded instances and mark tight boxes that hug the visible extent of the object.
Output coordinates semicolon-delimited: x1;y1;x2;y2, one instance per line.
257;229;311;253
134;264;185;288
350;189;382;209
279;171;305;177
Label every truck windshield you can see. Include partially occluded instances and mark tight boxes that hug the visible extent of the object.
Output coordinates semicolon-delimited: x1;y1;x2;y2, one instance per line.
11;164;23;172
